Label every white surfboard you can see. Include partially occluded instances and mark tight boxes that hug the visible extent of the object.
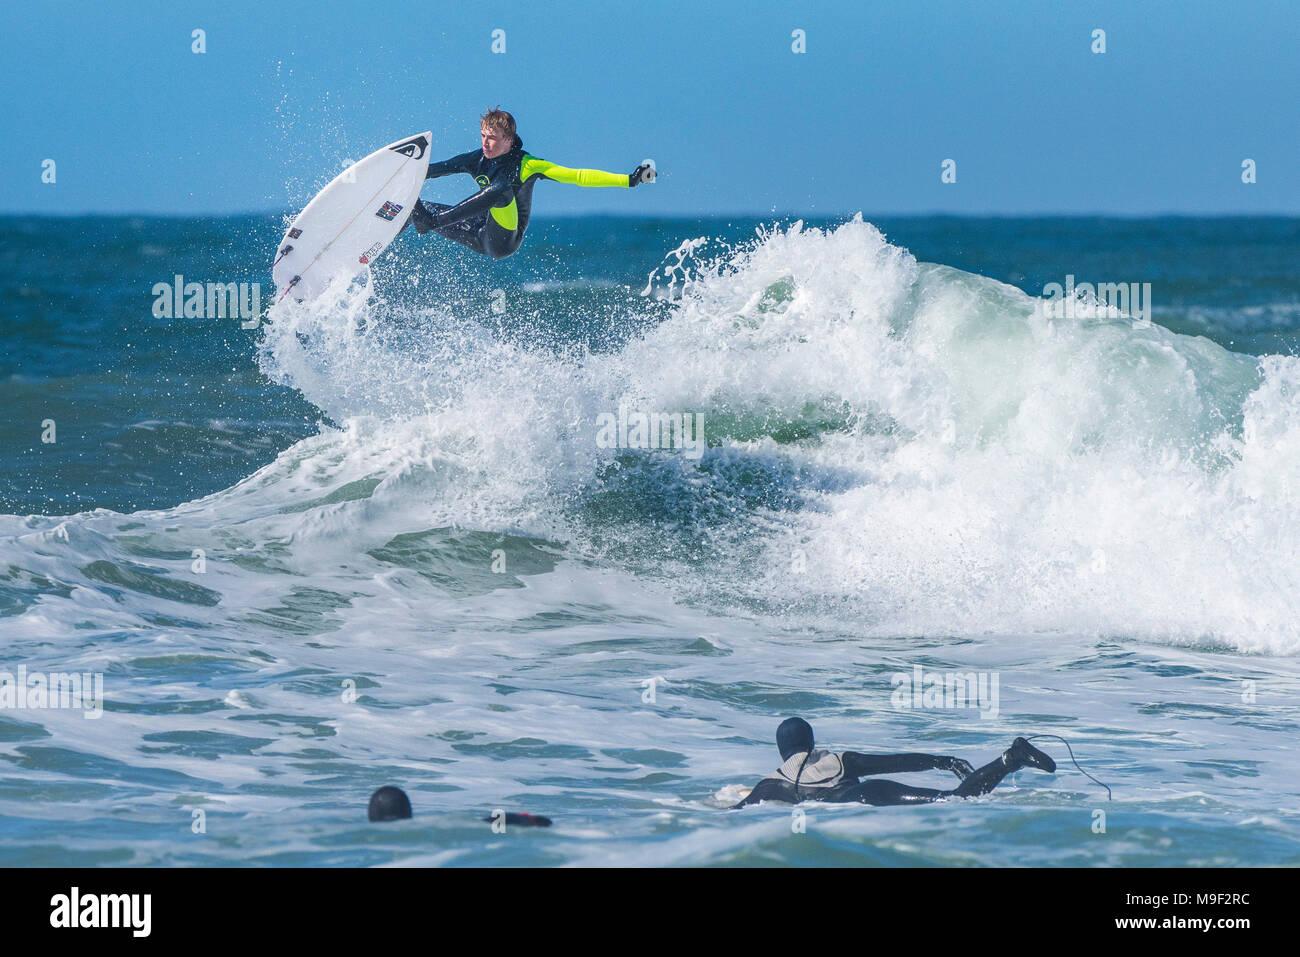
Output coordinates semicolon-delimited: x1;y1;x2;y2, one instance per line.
272;131;432;303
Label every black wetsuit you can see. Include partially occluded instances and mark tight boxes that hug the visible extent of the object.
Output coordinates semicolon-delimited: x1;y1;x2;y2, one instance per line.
410;137;632;259
732;737;1054;808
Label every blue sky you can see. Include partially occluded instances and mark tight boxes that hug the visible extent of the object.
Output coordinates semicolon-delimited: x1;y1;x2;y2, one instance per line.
2;0;1297;216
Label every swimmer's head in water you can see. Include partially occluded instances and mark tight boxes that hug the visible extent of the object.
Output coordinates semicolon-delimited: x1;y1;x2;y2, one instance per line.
776;717;814;760
368;785;412;822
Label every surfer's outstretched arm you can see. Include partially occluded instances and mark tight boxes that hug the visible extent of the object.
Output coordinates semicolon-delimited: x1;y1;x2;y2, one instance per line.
841;751;975;780
521;156;647;188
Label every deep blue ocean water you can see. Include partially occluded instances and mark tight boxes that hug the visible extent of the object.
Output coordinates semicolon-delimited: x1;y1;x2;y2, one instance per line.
2;214;1299;865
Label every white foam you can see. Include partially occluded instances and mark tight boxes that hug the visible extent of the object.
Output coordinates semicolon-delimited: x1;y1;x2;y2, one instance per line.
6;216;1295;656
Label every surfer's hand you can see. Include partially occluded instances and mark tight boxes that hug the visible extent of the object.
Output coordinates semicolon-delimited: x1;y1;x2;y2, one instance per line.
406;200;438;235
629;163;652;187
944;757;975;779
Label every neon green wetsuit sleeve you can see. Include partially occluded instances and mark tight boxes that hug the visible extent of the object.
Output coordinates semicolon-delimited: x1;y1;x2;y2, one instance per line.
521;155;630;187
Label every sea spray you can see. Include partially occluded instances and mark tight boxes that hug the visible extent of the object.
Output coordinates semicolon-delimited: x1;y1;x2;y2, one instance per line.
244;216;1300;651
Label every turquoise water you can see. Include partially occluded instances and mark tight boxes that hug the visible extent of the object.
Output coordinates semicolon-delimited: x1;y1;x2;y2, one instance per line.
2;214;1300;865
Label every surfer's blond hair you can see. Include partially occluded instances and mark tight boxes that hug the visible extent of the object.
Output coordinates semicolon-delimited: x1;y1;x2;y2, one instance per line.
480;107;516;143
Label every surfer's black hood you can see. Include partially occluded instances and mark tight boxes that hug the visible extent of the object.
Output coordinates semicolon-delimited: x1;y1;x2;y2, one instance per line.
776;717;815;760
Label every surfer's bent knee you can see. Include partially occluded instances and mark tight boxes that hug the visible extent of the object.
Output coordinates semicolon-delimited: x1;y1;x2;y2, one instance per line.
484;229;522;259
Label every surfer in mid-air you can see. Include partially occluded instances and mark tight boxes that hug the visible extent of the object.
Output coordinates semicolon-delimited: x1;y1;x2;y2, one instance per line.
403;107;654;259
730;717;1057;808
